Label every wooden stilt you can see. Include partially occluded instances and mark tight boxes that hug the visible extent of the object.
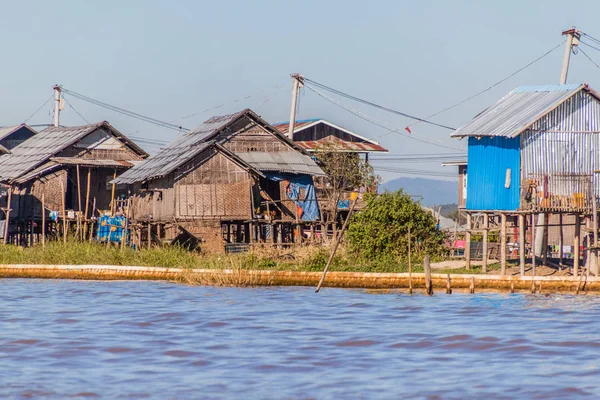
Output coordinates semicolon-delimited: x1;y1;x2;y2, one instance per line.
500;213;507;275
465;213;472;270
89;197;96;243
408;226;412;295
147;222;152;249
531;213;536;276
424;255;433;296
41;192;46;248
60;178;67;244
519;214;525;276
574;214;581;277
558;212;564;269
482;213;488;273
3;188;12;245
542;212;549;267
110;168;116;216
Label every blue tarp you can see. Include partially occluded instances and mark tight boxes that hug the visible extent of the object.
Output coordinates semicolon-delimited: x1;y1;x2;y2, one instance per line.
97;215;129;244
265;173;320;221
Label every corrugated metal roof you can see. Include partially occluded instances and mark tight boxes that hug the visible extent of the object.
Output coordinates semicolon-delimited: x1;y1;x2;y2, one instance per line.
273;119;387;150
296;136;387;152
451;83;587;138
112;111;244;184
0;122;104;181
0;121;147;182
114;109;313;184
0;124;36;141
236;152;325;176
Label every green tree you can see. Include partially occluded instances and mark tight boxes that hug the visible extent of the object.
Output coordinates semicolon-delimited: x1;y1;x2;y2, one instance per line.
346;190;446;262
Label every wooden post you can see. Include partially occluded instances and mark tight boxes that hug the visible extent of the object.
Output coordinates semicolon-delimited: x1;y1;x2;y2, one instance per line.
316;198;357;293
542;212;549;267
424;255;432;296
482;213;489;273
41;192;46;248
531;213;536;276
89;197;96;243
84;168;91;220
594;198;599;276
500;213;507;275
465;213;472;270
408;226;412;295
574;214;580;277
60;178;67;244
446;274;452;295
470;276;475;294
3;187;11;245
558;212;564;269
147;222;152;249
110;168;117;216
519;214;525;276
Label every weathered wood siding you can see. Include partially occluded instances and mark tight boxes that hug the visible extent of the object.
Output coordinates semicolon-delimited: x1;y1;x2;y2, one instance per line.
221;125;294;153
13;170;67;219
176;152;252;220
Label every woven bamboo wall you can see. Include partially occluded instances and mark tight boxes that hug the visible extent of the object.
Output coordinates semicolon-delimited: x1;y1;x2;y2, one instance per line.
176;152;251;219
13;170;67;219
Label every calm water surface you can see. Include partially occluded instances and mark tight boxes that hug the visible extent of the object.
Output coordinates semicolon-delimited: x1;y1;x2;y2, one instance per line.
1;280;600;399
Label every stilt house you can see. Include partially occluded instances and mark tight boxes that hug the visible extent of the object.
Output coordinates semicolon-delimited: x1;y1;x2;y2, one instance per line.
0;121;148;243
452;83;600;272
113;109;325;250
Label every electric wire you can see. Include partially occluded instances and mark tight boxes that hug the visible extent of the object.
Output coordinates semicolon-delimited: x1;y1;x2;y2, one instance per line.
63;97;90;124
303;78;455;130
23;94;54;124
305;84;465;151
578;47;600;71
579;40;600;53
406;39;567;130
61;88;188;132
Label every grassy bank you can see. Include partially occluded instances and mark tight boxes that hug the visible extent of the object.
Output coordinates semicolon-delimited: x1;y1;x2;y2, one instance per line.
0;241;439;273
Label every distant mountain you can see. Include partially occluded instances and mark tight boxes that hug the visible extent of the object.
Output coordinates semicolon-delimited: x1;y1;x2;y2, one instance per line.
380;177;457;206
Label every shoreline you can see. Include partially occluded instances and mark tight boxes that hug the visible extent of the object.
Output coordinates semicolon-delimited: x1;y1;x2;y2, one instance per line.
0;264;598;293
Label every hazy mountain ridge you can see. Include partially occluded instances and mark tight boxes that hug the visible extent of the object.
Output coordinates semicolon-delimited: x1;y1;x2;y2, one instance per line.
380;177;458;206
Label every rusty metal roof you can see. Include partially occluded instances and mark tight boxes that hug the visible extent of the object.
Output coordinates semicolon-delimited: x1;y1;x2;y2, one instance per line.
295;135;388;153
114;109;316;184
273;119;388;152
451;84;590;138
236;152;325;176
0;121;147;182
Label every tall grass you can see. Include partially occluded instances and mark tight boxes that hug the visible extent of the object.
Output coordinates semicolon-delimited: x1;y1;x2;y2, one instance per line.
0;240;424;273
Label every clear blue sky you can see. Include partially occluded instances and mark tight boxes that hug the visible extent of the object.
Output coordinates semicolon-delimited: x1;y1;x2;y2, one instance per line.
2;0;600;182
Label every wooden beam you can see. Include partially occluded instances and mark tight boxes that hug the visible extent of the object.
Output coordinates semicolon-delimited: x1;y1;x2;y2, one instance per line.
41;191;46;248
465;213;472;270
574;214;580;277
500;213;507;275
482;213;488;273
519;214;525;276
3;187;11;245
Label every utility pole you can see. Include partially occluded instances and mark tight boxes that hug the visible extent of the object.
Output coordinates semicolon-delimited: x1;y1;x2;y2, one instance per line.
53;85;62;127
560;27;581;84
288;73;304;139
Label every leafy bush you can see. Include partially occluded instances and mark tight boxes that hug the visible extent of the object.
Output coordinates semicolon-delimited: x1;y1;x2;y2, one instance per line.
346;190;447;262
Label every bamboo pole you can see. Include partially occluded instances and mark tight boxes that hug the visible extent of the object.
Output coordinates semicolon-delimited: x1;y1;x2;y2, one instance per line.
482;213;488;273
315;197;357;293
575;214;580;277
465;213;472;270
110;169;116;216
60;178;67;244
531;213;536;276
424;255;432;296
408;225;412;295
558;213;564;269
519;214;525;276
500;213;507;275
3;187;11;245
89;197;96;243
41;192;45;248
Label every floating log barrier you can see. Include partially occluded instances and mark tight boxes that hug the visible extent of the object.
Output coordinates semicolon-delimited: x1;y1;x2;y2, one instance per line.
1;264;600;293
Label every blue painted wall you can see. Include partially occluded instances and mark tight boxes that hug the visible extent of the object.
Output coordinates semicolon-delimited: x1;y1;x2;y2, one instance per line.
466;136;520;211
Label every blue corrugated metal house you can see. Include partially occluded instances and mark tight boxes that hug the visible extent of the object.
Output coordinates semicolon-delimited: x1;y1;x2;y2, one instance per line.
452;83;600;212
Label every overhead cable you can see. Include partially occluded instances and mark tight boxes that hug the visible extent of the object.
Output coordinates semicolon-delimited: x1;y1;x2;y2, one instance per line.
23;94;54;124
406;39;567;130
305;84;464;151
304;78;455;130
61;88;188;132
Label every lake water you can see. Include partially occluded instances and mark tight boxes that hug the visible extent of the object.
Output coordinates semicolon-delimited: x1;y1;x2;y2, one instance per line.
1;280;599;399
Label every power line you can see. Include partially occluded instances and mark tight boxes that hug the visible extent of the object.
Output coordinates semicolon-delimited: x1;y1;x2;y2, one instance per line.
61;88;188;132
63;96;90;124
305;84;464;151
579;39;600;53
23;94;54;124
407;39;566;130
582;32;600;46
578;47;600;71
304;78;455;130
